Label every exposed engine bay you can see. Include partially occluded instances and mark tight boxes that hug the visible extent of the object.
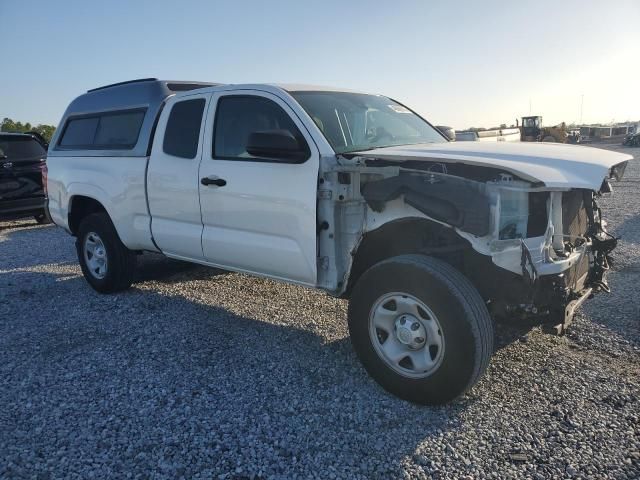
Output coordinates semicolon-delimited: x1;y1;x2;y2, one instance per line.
317;153;625;334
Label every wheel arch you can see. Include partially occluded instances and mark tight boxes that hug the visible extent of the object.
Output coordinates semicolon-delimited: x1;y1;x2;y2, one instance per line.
345;217;471;297
67;195;109;236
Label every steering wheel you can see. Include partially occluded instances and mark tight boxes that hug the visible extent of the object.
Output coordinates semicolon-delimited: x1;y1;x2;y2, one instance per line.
368;126;394;144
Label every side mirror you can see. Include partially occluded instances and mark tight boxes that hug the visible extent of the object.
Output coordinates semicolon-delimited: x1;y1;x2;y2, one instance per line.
246;130;309;162
436;126;456;142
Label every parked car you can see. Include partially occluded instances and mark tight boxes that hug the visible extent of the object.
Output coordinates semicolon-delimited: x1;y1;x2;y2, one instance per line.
47;79;631;404
0;132;50;223
567;129;582;144
456;128;521;142
623;131;640;147
455;131;479;141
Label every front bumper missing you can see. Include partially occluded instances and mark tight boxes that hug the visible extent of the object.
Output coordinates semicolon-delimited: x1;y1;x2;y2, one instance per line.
546;286;593;335
517;232;616;335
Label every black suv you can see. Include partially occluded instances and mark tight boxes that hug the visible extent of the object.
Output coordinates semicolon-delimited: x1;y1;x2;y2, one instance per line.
0;132;50;223
623;131;640;147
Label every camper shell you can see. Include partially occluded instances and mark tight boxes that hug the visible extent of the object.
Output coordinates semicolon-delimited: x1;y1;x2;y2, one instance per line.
48;79;218;158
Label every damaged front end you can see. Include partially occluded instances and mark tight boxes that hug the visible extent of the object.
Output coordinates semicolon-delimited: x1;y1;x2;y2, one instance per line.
487;188;618;334
453;181;619;334
318;153;625;334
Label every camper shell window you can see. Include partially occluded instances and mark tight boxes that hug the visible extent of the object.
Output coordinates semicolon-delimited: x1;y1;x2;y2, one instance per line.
58;109;146;150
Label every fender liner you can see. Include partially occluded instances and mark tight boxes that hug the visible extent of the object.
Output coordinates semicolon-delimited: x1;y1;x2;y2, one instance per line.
361;172;491;236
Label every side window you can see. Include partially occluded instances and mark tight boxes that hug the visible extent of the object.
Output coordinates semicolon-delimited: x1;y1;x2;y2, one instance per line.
94;111;145;147
163;98;206;159
213;95;310;162
59;117;99;147
58;110;145;149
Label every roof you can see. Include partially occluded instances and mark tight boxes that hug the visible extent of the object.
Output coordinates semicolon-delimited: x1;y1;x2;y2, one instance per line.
49;78;220;157
48;79;381;158
67;78;218;115
0;131;49;148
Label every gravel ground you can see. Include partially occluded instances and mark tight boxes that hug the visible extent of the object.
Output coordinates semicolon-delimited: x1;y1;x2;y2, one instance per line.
1;145;639;479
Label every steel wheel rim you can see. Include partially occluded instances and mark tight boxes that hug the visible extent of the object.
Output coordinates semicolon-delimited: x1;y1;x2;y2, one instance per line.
84;232;108;280
368;292;445;379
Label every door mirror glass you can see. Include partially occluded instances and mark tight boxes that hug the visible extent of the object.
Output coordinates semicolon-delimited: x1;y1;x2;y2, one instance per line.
246;129;307;161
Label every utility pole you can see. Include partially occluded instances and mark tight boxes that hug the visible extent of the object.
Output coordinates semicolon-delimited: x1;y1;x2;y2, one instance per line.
580;94;584;125
529;98;532;114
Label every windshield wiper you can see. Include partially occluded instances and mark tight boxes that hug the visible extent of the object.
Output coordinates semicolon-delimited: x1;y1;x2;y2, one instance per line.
341;141;435;154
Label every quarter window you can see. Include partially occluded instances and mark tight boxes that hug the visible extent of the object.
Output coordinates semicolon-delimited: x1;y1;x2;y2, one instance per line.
213;96;309;162
163;98;206;159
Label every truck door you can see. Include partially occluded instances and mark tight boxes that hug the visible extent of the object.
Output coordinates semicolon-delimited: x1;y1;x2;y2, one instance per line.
198;90;319;285
147;92;210;259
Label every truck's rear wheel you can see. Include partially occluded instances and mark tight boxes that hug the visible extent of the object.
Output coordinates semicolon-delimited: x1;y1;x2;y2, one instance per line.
348;255;493;405
542;135;556;142
76;212;136;293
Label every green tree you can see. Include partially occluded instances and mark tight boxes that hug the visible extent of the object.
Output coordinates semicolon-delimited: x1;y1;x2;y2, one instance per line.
1;117;56;143
31;124;56;143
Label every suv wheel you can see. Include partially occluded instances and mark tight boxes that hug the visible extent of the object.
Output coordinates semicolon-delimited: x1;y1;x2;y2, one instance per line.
34;212;51;224
76;213;136;293
348;255;493;405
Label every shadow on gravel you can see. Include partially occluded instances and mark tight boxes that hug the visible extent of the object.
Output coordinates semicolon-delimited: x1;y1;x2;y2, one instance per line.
0;218;45;233
0;223;66;271
571;212;640;349
492;321;536;349
133;253;228;284
616;212;640;242
0;260;470;478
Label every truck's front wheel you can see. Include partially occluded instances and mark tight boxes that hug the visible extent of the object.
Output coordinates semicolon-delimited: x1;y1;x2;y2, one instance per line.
348;255;493;405
76;213;136;293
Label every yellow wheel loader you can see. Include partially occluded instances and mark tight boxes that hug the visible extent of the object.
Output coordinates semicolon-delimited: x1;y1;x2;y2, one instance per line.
520;116;568;143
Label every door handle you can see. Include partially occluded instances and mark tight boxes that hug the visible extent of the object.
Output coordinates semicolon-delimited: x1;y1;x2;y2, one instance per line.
201;176;227;187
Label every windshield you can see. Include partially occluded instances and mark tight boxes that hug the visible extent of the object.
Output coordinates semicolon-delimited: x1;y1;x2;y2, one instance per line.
522;117;541;128
0;135;47;160
290;91;446;154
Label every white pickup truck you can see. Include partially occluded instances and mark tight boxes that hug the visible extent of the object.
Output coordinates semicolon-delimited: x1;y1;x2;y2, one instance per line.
47;79;631;404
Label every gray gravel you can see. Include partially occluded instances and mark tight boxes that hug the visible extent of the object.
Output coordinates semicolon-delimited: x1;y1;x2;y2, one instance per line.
1;145;639;479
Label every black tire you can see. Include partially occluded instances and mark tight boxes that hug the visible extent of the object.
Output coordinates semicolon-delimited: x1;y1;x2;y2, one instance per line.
76;212;136;293
34;212;52;224
348;254;493;405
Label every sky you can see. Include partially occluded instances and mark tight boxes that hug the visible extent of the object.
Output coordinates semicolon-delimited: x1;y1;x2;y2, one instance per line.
1;0;639;130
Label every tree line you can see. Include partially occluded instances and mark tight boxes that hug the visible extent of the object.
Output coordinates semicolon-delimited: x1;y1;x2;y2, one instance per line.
1;118;56;143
